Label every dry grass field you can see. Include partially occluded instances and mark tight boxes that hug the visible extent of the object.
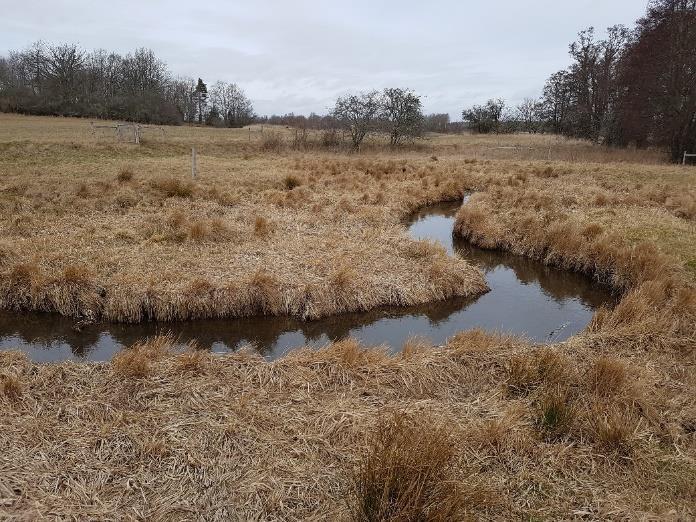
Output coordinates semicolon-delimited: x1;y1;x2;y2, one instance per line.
1;113;695;520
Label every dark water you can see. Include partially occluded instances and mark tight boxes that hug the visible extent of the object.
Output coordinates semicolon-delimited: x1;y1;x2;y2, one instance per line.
0;201;616;362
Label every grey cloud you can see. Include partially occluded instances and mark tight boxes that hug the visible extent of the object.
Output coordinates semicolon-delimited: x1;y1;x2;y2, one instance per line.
2;0;648;118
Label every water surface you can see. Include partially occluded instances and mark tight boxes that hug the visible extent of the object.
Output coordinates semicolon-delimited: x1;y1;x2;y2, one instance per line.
0;201;616;361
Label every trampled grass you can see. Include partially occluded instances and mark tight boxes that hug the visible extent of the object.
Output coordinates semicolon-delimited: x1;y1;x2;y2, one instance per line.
0;113;695;519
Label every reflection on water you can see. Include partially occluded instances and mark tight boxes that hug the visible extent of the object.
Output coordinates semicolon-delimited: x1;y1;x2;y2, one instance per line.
0;200;617;362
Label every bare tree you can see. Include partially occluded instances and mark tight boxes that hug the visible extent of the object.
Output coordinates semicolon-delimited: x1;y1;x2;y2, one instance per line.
462;98;506;134
209;81;254;127
615;0;696;160
46;43;84;109
541;70;573;134
380;88;424;145
193;78;208;124
333;91;382;150
424;113;450;133
169;77;197;122
516;97;543;133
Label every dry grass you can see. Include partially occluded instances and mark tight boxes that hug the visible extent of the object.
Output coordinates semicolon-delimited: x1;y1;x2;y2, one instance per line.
350;413;472;521
283;174;302;190
116;166;134;183
0;114;491;323
0;113;695;519
0;336;693;519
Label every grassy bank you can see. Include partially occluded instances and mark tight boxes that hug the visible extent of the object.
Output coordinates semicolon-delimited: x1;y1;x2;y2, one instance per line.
1;114;695;519
0;114;488;323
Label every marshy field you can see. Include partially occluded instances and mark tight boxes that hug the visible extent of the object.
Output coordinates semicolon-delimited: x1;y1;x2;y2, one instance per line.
1;113;695;519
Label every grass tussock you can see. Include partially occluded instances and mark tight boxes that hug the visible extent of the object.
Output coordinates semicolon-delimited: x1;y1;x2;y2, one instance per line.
253;215;271;237
536;386;577;441
112;335;171;379
116;167;134;183
151;177;194;198
350;413;474;521
283;174;302;190
0;373;23;401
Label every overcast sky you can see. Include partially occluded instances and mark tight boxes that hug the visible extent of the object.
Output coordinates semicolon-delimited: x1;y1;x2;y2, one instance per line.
2;1;648;118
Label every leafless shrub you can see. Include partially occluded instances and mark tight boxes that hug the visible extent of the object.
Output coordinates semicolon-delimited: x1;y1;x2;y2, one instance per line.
260;131;284;152
321;128;341;148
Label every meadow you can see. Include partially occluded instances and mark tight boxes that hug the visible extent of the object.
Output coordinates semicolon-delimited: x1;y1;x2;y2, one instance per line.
1;113;695;520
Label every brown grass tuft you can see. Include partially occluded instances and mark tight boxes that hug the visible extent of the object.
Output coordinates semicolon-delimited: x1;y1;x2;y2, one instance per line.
582;222;604;239
284;174;302;190
403;239;444;259
112;336;171;379
253;216;271;237
350;413;471;521
587;357;627;397
507;350;570;397
589;405;637;453
536;386;577;442
75;182;90;198
151;177;194;198
1;374;23;401
9;262;41;286
401;336;431;358
188;220;209;242
63;265;91;285
116;167;134;183
330;265;357;292
174;349;206;375
448;328;517;354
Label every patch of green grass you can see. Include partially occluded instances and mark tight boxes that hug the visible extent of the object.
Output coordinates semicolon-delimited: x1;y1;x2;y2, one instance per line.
686;259;696;277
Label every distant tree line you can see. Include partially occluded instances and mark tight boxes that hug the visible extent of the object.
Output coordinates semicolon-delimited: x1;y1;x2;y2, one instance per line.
258;89;430;149
0;42;254;127
256;110;461;135
461;0;696;162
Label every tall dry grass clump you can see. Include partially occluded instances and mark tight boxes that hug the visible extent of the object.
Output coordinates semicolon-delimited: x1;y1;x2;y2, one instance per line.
0;373;23;401
150;177;194;198
283;174;302;190
116;167;134;183
350;413;474;521
112;335;171;379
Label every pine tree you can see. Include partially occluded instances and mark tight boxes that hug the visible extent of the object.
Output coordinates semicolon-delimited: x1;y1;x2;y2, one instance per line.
194;78;208;124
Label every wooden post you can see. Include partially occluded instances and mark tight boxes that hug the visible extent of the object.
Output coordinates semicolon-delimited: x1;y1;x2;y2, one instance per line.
191;147;197;179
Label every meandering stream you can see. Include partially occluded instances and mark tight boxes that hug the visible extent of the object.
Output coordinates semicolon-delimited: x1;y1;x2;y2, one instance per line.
0;200;617;361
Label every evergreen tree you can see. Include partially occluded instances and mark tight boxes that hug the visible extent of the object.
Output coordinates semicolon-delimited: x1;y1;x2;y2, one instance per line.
194;78;208;124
